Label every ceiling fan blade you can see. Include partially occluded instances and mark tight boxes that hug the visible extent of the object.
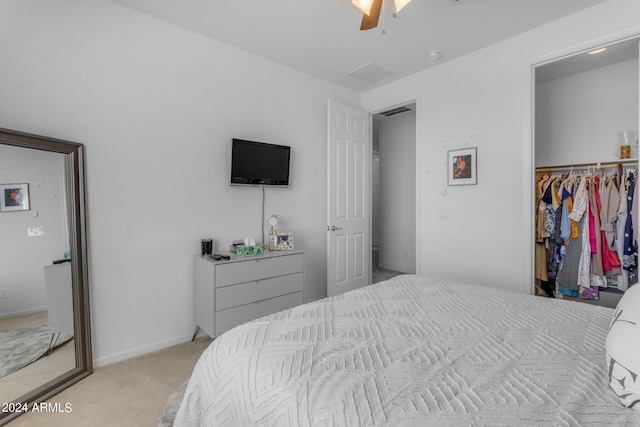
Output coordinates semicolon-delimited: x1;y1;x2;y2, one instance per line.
360;0;382;30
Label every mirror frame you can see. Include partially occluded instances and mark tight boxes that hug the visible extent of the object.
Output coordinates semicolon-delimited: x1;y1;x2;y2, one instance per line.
0;127;91;425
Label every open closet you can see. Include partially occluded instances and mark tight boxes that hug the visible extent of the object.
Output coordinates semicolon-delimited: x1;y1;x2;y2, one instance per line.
534;37;640;308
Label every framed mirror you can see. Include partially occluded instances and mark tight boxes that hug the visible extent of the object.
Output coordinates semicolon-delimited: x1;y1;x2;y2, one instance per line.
0;127;91;425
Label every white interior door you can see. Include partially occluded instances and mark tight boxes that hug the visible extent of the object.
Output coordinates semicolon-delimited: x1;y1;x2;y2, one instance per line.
327;100;370;297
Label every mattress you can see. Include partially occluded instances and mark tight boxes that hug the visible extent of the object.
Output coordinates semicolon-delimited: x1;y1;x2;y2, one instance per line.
174;275;640;426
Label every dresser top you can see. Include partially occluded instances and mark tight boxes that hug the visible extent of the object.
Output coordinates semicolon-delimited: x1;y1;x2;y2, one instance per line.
198;249;304;265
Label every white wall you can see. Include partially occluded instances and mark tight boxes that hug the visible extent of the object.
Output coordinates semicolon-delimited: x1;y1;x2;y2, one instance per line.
378;111;416;273
536;58;639;166
362;0;640;294
0;0;360;365
0;145;68;317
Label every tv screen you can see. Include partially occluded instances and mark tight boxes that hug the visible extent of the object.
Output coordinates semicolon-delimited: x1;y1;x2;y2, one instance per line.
230;139;291;187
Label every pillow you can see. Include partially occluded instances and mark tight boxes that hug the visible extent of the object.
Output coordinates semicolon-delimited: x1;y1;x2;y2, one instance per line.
606;284;640;410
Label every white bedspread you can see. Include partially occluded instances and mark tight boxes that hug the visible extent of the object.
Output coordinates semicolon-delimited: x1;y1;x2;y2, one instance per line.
174;275;640;426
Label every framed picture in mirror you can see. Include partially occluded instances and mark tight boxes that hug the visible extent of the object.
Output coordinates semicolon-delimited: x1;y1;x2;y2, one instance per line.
0;183;30;212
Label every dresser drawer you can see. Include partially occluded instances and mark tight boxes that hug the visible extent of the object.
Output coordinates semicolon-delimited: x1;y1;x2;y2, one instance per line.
215;291;303;335
215;254;303;287
216;272;303;311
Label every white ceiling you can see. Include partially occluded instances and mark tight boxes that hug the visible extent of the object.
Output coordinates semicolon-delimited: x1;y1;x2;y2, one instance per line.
536;36;640;83
109;0;610;92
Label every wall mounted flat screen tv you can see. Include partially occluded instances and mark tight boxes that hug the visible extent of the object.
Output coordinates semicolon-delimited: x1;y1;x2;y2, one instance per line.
230;138;291;187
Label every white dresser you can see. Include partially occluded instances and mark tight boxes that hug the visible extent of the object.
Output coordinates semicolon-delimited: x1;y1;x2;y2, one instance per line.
43;262;74;334
194;250;304;338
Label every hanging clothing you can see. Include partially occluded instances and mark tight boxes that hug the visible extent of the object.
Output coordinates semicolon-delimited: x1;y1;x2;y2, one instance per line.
623;174;636;272
536;165;637;300
601;173;621;250
634;172;639;245
536;176;551;242
535;175;549;283
543;180;556;237
569;176;588;222
577;206;592;291
547;178;564;282
535;243;549;282
591;175;622;277
560;182;573;240
616;173;630;292
556;217;585;292
588;175;604;277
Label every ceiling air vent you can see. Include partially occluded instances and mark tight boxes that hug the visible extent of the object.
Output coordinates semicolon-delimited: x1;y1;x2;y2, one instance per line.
379;106;411;117
348;62;393;84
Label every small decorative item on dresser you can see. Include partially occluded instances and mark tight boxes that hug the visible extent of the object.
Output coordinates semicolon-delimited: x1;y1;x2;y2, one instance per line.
201;238;213;255
229;240;244;254
270;230;294;251
236;244;267;257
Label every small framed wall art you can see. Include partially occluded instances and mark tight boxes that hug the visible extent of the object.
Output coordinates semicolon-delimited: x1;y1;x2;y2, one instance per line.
447;147;477;186
269;230;294;251
0;183;30;212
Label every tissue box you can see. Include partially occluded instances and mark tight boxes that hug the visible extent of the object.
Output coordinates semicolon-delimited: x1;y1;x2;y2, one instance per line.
236;244;267;257
230;240;246;254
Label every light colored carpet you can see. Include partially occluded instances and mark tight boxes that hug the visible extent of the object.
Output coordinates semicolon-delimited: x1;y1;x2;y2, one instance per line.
9;337;212;427
0;325;73;378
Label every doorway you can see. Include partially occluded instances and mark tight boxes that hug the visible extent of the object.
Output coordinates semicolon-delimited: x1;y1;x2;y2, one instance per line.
371;103;417;283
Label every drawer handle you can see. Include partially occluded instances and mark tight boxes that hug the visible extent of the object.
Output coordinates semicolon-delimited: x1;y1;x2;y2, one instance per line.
254;258;273;263
254;297;274;305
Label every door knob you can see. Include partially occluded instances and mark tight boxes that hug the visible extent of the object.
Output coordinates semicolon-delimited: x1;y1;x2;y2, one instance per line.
330;225;343;231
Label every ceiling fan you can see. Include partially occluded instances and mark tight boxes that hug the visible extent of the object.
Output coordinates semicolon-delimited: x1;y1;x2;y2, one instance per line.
352;0;412;30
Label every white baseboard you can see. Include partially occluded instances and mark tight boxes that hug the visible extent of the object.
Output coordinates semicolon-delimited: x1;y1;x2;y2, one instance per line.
93;295;329;368
93;333;194;368
378;263;409;273
0;307;47;320
304;295;325;304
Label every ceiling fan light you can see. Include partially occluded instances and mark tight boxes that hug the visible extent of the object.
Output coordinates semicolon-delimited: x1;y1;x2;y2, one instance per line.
393;0;411;13
352;0;374;15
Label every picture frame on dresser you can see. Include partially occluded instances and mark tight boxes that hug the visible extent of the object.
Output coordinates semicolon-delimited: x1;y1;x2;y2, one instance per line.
269;230;294;250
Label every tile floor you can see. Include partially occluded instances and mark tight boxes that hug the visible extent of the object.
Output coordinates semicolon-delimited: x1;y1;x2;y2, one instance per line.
372;248;403;284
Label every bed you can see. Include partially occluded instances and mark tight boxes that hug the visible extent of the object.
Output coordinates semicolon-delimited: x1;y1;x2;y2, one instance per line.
174;274;640;426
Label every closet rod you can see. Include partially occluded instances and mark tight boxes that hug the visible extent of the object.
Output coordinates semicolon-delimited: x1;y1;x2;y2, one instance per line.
536;159;637;173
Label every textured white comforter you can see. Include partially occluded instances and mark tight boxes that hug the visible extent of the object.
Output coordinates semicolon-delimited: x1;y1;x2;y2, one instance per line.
174;275;640;426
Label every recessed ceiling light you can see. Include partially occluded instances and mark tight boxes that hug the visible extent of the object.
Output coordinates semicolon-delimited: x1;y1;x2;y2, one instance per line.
587;48;607;55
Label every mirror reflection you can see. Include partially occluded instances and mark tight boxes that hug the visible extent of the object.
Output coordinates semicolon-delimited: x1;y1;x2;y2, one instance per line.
0;144;76;405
